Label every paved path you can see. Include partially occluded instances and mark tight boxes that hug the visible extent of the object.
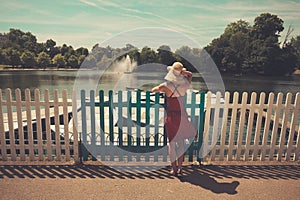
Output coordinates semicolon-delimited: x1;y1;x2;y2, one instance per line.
0;162;300;200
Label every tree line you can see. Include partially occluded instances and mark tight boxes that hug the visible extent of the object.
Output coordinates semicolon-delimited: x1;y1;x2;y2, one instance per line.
205;13;300;76
0;29;89;69
0;13;300;75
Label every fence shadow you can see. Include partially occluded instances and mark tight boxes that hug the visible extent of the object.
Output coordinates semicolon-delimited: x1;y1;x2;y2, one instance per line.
1;164;299;195
0;164;299;180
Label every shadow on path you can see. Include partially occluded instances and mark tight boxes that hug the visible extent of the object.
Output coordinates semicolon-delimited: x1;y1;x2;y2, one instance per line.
0;164;299;180
178;171;239;194
0;164;299;195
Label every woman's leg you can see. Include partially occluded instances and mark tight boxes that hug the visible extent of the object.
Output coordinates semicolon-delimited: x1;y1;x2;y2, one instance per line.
168;141;177;175
176;139;185;174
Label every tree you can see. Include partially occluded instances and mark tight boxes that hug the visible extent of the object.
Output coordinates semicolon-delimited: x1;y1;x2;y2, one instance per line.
52;54;66;68
157;45;176;65
205;13;295;75
248;13;285;75
290;35;300;69
21;51;36;68
81;55;97;69
67;55;79;68
175;46;198;71
36;52;51;69
252;13;284;40
22;32;37;52
0;49;8;64
140;46;157;64
8;49;21;67
46;39;56;50
78;55;86;67
75;47;89;56
205;20;251;73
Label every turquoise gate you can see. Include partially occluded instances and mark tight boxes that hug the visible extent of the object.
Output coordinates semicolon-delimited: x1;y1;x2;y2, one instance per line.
80;90;205;163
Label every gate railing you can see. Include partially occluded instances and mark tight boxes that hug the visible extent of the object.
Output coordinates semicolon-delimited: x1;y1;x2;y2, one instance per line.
80;90;205;162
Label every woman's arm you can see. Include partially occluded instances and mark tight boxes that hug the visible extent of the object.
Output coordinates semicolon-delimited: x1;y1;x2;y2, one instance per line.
181;70;192;83
151;85;162;93
152;83;167;94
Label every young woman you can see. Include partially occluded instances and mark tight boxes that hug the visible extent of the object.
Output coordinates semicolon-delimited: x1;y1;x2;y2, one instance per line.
152;62;197;176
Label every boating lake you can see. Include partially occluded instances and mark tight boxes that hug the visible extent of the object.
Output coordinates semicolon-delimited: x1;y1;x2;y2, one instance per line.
0;70;299;99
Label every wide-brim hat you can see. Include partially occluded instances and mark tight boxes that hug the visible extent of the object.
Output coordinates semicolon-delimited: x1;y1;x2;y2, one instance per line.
164;62;187;84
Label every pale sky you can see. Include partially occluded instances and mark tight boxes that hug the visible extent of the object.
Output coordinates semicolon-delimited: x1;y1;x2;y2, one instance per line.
1;0;300;50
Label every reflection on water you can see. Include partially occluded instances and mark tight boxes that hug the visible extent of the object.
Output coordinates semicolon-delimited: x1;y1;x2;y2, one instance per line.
0;70;299;100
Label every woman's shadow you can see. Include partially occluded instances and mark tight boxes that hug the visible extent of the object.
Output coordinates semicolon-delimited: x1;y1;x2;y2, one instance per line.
177;167;239;195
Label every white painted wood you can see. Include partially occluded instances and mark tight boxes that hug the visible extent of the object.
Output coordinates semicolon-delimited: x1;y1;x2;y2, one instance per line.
210;91;222;161
54;90;61;161
0;89;7;161
219;92;230;161
0;89;299;163
227;92;239;161
15;89;25;161
25;89;34;161
269;93;283;160
44;90;52;161
72;91;79;162
286;93;300;161
6;88;16;161
34;89;44;161
236;92;248;161
201;91;211;160
62;90;70;161
295;120;300;161
261;93;275;161
252;93;265;161
244;92;257;161
278;93;292;161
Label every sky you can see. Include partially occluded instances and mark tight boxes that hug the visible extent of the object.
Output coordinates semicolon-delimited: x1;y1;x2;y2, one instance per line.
1;0;300;51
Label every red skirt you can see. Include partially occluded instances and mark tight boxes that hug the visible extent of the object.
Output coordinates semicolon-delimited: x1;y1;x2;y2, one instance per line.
165;97;197;142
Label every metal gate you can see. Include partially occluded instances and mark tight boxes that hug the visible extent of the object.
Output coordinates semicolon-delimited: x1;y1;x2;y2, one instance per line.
80;90;205;163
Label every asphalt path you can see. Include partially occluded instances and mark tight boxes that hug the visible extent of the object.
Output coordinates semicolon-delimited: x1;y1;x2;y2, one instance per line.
0;161;299;200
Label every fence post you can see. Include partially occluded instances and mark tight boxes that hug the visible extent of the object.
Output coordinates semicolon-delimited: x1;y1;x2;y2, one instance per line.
16;89;25;161
0;89;7;161
197;91;205;164
80;89;89;161
72;90;79;163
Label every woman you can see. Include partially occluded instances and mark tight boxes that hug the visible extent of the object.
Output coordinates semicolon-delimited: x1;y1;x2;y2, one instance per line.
152;62;197;176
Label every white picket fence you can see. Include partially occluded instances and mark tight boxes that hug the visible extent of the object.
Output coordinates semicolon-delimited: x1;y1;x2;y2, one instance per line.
203;91;300;162
0;88;299;162
0;88;79;162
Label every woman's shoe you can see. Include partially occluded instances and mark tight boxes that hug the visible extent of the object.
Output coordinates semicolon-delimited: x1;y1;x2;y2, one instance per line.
177;169;183;176
170;169;178;176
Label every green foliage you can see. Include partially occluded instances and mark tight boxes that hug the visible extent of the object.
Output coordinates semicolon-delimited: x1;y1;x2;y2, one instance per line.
21;51;36;68
140;46;158;64
1;12;300;76
52;54;66;68
67;55;79;68
205;13;298;76
0;29;88;68
36;52;51;69
290;35;300;69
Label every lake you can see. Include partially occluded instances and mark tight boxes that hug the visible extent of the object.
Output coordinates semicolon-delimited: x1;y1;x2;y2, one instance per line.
0;70;299;100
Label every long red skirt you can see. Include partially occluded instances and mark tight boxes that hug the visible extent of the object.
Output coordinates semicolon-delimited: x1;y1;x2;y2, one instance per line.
165;96;197;142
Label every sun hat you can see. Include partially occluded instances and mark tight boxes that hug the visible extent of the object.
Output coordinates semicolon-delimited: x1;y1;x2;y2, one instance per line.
164;62;187;84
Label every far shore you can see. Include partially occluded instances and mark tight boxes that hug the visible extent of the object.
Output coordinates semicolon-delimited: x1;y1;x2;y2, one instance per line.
1;67;300;77
0;67;84;71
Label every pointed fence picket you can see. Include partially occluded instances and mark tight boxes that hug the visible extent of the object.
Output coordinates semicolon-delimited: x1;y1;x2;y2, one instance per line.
0;88;79;162
203;91;300;162
0;88;299;163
